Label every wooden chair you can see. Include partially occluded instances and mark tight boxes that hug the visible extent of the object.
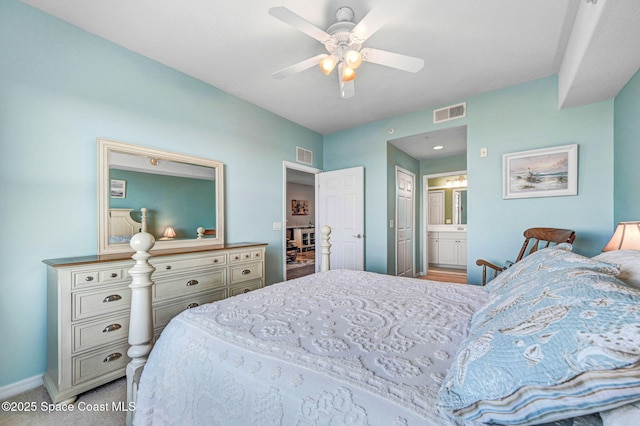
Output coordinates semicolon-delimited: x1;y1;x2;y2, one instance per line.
476;227;576;286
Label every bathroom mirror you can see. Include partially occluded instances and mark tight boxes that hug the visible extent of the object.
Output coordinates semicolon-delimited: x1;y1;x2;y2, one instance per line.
98;138;224;254
453;189;467;225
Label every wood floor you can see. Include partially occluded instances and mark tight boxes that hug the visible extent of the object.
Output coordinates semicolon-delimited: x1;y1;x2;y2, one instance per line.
421;266;468;284
286;251;467;284
286;249;315;280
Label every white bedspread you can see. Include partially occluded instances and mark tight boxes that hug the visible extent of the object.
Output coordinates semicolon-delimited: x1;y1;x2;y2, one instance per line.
134;270;490;425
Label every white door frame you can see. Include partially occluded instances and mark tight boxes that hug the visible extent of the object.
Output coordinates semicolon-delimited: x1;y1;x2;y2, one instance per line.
283;161;321;280
422;170;467;275
395;166;416;277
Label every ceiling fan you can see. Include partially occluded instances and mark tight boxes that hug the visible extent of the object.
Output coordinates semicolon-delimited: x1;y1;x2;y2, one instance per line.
268;0;424;99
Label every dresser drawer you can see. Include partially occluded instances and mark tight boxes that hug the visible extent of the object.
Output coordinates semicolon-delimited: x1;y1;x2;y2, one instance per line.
229;262;263;284
228;279;263;297
229;249;263;263
72;285;131;321
73;267;126;289
73;313;130;354
152;254;227;276
72;342;130;386
154;269;225;301
153;289;226;329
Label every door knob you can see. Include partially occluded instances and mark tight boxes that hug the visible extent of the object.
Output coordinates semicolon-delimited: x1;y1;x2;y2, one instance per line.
352;234;363;238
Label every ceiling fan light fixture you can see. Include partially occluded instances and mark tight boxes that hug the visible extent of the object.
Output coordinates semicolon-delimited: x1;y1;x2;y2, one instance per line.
342;66;356;82
319;55;338;75
344;49;363;69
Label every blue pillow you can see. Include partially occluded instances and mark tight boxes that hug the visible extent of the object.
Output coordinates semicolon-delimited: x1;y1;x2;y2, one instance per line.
437;246;640;425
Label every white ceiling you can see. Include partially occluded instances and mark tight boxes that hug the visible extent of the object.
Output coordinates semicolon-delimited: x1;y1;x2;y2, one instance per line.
21;0;640;162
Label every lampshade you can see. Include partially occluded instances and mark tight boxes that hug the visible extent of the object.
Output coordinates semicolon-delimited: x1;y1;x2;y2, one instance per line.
602;221;640;251
319;55;338;75
162;226;177;239
342;66;356;82
344;50;363;69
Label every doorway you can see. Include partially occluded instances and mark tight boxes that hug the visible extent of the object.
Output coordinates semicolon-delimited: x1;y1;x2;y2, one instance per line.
283;162;320;280
423;170;468;278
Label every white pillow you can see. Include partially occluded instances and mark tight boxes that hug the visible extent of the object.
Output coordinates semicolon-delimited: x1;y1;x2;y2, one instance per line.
593;250;640;289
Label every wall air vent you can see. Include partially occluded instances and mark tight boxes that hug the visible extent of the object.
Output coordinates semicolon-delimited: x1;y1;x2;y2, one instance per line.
296;147;313;165
433;102;466;124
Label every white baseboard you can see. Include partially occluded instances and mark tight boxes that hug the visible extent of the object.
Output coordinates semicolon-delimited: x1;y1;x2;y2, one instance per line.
0;375;43;400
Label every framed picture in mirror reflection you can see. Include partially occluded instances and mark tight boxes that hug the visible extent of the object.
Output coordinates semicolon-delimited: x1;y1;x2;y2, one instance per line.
110;179;126;199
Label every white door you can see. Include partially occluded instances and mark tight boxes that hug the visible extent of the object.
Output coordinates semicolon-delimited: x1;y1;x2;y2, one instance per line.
317;167;364;270
396;168;415;277
428;191;445;224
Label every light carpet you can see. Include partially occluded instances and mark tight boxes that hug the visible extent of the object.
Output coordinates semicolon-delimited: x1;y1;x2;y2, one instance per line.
0;378;126;425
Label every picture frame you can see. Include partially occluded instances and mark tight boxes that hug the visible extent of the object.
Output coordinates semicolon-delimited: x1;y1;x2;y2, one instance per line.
503;144;578;199
110;179;126;199
291;199;309;215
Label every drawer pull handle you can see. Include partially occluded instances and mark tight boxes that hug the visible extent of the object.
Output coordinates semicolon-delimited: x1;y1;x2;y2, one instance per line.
102;294;122;303
213;259;218;263
186;279;199;286
103;324;122;333
85;276;94;282
110;273;118;278
186;303;199;309
242;269;251;275
242;288;251;294
165;265;172;270
103;353;122;363
234;256;240;260
244;254;250;259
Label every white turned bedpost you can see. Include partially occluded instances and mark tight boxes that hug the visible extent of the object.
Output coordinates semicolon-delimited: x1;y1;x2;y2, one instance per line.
126;208;155;426
320;225;331;272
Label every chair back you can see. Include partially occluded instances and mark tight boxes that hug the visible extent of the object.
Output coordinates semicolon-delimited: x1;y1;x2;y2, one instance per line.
475;227;576;285
516;228;576;262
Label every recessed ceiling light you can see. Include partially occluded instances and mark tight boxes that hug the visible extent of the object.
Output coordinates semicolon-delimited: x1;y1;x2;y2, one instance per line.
433;145;444;150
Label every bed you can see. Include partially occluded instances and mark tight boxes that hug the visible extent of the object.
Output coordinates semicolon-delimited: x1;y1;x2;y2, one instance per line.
108;208;142;243
128;230;640;425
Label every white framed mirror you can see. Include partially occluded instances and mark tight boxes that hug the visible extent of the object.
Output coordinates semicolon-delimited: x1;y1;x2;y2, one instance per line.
98;138;224;254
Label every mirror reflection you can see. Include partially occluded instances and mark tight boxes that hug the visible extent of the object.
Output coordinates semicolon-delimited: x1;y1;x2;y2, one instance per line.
427;174;467;225
453;189;467;225
98;139;224;254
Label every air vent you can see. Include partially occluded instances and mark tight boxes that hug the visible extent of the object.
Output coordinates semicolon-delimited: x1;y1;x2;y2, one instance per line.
296;147;313;165
433;102;466;124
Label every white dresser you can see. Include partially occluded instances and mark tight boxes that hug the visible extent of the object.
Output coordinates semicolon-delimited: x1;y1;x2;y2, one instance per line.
42;243;267;404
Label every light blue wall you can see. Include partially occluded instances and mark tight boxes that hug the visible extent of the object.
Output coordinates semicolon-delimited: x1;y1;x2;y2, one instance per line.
325;77;615;285
466;77;614;283
613;69;640;224
0;1;322;388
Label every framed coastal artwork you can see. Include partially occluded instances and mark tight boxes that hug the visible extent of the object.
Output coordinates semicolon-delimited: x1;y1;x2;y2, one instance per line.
291;199;309;215
503;144;578;199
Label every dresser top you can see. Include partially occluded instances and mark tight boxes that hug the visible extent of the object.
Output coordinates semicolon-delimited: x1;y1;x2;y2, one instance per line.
43;242;268;268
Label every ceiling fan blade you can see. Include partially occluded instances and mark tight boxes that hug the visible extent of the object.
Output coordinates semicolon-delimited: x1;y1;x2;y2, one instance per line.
273;54;328;80
350;0;414;43
268;7;332;44
361;48;424;73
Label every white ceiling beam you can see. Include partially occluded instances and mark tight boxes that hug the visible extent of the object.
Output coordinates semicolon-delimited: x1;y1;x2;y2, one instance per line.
559;0;640;108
